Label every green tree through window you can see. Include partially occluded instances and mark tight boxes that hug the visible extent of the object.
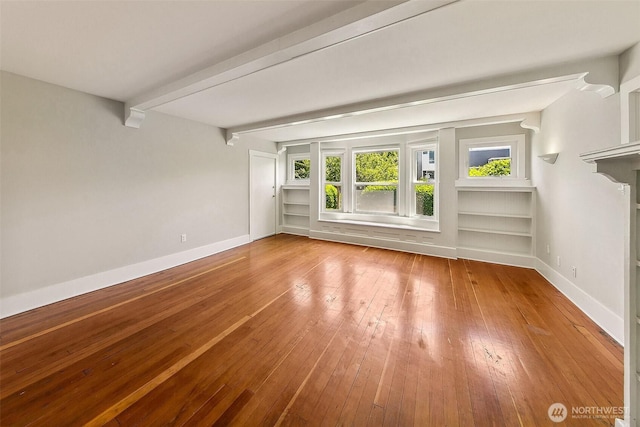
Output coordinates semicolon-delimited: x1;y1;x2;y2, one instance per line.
294;159;311;179
469;158;511;177
355;151;398;182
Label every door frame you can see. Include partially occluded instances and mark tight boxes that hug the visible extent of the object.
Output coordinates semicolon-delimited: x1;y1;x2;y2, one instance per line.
249;150;279;241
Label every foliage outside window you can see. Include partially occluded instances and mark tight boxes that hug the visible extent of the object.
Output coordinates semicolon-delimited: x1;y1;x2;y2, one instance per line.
354;150;398;214
294;159;311;179
324;154;342;210
413;149;436;217
468;145;511;177
287;154;310;183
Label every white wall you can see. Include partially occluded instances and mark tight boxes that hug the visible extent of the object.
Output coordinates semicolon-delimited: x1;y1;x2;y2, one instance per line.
0;71;276;316
532;87;625;342
620;42;640;85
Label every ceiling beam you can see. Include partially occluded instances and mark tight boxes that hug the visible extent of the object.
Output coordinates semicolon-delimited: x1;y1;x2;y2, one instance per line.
275;112;541;148
227;55;618;138
123;0;458;128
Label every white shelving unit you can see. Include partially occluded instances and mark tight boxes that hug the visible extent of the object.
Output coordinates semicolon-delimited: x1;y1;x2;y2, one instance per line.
457;186;536;267
281;185;310;236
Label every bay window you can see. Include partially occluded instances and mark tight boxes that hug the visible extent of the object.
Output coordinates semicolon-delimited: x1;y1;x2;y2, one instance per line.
320;136;438;230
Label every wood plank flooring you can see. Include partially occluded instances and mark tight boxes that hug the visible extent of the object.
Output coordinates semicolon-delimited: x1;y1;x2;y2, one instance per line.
0;235;623;426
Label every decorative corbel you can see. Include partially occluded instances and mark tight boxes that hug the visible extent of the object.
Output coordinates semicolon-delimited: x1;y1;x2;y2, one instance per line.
575;73;615;98
519;112;541;133
225;131;239;146
124;106;145;128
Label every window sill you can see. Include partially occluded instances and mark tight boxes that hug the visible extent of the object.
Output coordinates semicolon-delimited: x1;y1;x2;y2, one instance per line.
282;184;310;189
318;217;440;233
455;178;532;188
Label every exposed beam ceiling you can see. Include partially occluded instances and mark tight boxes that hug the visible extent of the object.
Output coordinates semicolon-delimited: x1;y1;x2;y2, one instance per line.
2;0;639;142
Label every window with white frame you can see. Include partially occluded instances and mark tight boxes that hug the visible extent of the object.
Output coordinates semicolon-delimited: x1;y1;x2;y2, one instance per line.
354;148;399;215
458;134;526;184
411;147;437;217
323;152;343;211
320;136;438;230
287;153;311;183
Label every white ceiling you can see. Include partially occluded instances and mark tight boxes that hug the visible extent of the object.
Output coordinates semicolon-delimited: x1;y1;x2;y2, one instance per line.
2;0;640;142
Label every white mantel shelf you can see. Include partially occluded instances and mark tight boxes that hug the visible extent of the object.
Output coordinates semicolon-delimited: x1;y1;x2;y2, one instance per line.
581;141;640;427
580;140;640;163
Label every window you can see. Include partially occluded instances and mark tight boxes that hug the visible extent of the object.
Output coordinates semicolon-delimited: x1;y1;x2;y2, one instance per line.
354;149;398;214
458;134;526;185
323;153;343;211
287;153;310;183
320;136;438;230
412;148;436;217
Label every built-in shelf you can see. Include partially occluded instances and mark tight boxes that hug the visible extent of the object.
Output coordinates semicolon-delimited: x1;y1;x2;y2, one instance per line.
458;211;531;219
458;245;532;256
455;185;535;192
457;186;536;262
281;186;310;234
458;227;531;237
283;212;309;217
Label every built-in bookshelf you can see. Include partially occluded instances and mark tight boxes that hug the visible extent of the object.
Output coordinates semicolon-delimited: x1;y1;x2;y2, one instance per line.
282;185;310;236
457;186;536;267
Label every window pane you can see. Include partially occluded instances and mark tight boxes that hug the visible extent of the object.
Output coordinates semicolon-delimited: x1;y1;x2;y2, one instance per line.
415;150;435;181
414;184;434;216
355;185;397;214
325;156;341;181
355;151;398;183
325;184;342;210
468;146;511;177
293;159;310;180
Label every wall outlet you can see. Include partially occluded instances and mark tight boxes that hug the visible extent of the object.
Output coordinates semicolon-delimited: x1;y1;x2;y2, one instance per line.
181;233;187;243
556;256;561;267
546;244;550;255
572;266;577;278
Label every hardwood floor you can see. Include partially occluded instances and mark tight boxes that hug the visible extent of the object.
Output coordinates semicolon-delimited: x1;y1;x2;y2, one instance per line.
0;235;623;426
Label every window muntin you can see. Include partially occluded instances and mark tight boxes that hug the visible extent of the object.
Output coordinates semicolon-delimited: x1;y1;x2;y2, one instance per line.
353;149;398;215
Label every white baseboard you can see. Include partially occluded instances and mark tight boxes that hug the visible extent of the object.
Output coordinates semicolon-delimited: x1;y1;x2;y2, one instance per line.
614;418;629;427
535;259;623;345
281;226;310;237
309;229;457;259
458;247;536;269
0;235;250;319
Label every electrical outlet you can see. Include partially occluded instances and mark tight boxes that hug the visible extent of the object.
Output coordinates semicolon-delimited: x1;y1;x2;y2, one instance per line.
572;266;577;278
181;234;187;243
546;244;550;255
556;256;561;267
